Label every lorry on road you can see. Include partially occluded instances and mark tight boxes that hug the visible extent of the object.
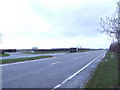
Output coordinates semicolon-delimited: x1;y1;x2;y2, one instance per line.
70;48;78;53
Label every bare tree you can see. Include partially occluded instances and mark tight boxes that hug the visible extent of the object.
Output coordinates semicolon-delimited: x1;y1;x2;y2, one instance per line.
99;1;120;43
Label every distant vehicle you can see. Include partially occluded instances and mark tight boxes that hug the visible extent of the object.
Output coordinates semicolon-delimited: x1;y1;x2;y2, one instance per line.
70;48;78;53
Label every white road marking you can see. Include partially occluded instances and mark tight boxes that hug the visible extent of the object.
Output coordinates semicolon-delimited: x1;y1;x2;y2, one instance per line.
111;55;113;58
103;53;106;58
51;62;60;65
52;53;104;89
0;57;57;67
73;57;79;60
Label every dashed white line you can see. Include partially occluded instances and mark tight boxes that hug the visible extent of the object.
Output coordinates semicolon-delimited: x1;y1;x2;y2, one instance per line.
52;53;104;89
51;62;60;65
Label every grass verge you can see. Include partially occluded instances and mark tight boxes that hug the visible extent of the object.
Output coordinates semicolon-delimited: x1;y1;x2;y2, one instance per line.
0;56;53;64
78;50;90;52
85;51;118;88
0;54;10;57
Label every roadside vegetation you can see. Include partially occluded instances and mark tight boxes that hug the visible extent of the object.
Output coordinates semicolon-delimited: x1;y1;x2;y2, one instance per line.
0;53;10;57
24;50;91;54
78;50;91;52
0;56;53;64
85;51;118;88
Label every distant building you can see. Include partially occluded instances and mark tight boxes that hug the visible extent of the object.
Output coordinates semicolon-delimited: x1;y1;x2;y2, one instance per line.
32;47;38;52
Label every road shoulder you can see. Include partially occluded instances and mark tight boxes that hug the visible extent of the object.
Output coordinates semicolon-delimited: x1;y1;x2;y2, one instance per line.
85;51;118;88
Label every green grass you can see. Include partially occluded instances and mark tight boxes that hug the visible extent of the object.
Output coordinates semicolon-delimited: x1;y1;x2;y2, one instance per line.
23;51;68;54
85;51;118;88
0;54;10;57
78;50;90;52
0;56;53;64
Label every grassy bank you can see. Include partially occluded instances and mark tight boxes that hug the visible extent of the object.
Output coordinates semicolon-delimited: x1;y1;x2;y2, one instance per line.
0;54;10;57
85;51;118;88
0;56;53;64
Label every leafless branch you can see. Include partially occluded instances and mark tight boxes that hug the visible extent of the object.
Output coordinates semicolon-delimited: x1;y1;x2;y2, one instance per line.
98;1;120;43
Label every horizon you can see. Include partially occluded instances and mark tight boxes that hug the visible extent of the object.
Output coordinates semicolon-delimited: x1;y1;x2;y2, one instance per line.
1;47;108;50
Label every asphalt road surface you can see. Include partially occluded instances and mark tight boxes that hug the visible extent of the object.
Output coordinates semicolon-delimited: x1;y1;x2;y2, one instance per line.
2;50;107;88
2;52;65;60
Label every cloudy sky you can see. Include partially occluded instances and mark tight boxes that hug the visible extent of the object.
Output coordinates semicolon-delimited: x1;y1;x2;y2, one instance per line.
0;0;118;49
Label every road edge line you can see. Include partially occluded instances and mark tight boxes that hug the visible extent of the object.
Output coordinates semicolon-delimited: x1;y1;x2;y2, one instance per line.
52;53;104;89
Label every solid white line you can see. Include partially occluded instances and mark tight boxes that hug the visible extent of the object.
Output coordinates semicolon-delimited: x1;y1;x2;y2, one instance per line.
102;51;107;58
51;62;60;65
1;57;56;67
52;53;104;89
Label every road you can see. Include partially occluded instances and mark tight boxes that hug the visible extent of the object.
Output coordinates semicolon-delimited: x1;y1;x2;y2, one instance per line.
2;52;65;60
2;50;106;88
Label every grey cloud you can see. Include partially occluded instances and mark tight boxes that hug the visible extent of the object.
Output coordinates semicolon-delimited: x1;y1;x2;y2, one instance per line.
30;1;116;38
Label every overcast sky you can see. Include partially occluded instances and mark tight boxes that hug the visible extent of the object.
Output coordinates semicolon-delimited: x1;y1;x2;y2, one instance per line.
0;0;118;49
